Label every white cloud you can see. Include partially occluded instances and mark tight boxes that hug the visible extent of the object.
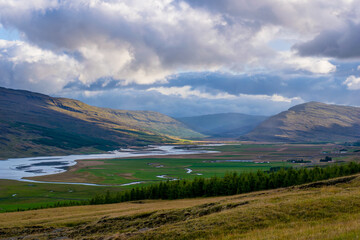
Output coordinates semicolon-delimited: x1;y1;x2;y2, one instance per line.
0;39;80;93
343;75;360;90
1;0;249;85
238;93;302;103
278;51;336;74
147;86;236;99
147;86;303;104
0;0;359;116
0;0;350;91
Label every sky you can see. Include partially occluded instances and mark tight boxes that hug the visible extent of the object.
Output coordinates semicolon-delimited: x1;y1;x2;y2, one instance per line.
0;0;360;117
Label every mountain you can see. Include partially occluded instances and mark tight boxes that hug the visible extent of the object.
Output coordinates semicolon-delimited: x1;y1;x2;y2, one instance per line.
0;87;204;159
177;113;267;138
244;101;360;142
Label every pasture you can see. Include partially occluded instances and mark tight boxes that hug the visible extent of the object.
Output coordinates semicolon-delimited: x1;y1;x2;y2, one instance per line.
1;142;359;212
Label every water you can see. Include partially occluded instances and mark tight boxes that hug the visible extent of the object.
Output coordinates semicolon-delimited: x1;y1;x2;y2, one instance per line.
0;145;217;184
206;160;253;163
156;175;168;179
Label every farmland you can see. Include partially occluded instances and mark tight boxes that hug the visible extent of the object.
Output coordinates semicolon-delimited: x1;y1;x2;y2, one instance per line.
26;142;360;185
1;142;360;212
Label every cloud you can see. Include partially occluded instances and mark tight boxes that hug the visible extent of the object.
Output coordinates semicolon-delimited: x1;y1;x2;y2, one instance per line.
0;0;360;116
147;86;236;99
0;0;275;87
0;0;347;93
61;87;303;117
278;51;336;74
147;85;303;103
343;75;360;90
294;21;360;59
0;39;79;93
182;0;351;34
238;93;301;103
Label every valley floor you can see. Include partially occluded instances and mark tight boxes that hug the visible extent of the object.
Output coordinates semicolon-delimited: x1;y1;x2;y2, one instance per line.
1;174;360;239
1;142;360;213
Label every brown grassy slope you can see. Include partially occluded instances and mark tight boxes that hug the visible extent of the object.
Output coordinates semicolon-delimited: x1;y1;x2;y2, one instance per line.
244;101;360;142
0;87;204;158
1;175;360;239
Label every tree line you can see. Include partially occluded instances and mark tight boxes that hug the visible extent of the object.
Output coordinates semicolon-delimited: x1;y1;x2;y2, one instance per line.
89;162;360;205
10;162;360;212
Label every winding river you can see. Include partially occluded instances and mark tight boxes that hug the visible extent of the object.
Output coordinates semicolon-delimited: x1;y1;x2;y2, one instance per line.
0;145;218;186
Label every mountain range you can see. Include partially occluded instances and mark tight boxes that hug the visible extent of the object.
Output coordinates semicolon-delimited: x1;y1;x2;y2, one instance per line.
1;87;360;159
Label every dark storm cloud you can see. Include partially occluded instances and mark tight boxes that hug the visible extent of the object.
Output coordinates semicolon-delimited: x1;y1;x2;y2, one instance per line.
294;22;360;59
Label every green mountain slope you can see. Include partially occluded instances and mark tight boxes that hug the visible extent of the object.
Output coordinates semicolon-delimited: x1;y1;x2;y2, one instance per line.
0;87;204;159
177;113;267;138
244;101;360;142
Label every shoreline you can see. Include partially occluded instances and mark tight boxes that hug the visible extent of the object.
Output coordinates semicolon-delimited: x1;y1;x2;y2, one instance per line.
1;145;221;186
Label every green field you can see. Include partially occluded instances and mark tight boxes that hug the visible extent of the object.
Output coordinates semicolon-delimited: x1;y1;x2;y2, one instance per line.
0;180;123;212
76;158;292;184
1;142;359;212
203;143;323;153
0;160;292;212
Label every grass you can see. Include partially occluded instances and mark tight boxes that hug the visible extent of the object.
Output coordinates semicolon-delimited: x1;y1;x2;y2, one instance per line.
72;158;292;184
1;174;360;239
3;143;360;212
0;180;123;212
203;144;276;152
0;158;291;211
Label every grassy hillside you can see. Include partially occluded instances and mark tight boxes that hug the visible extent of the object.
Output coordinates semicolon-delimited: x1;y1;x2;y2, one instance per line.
244;101;360;142
1;174;360;239
0;87;204;159
177;113;267;138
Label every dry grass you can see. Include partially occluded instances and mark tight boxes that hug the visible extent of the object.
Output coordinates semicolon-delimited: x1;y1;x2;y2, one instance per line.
2;175;360;239
0;196;229;228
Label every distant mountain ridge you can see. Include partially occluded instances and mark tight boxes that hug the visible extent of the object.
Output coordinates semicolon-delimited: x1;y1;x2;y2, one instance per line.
0;87;204;158
177;113;267;138
244;102;360;142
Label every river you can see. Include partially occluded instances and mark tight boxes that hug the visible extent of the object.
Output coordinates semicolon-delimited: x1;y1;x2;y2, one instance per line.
0;145;218;185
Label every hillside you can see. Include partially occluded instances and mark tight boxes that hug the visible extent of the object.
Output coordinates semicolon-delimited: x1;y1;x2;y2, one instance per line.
1;174;360;239
0;87;204;159
177;113;267;138
244;101;360;142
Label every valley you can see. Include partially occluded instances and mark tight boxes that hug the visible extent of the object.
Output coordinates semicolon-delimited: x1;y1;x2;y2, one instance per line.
1;2;359;239
25;142;360;185
2;88;360;239
1;142;360;213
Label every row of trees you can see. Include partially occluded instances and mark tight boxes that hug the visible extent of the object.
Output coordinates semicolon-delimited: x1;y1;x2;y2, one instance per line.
12;162;359;212
89;162;360;205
